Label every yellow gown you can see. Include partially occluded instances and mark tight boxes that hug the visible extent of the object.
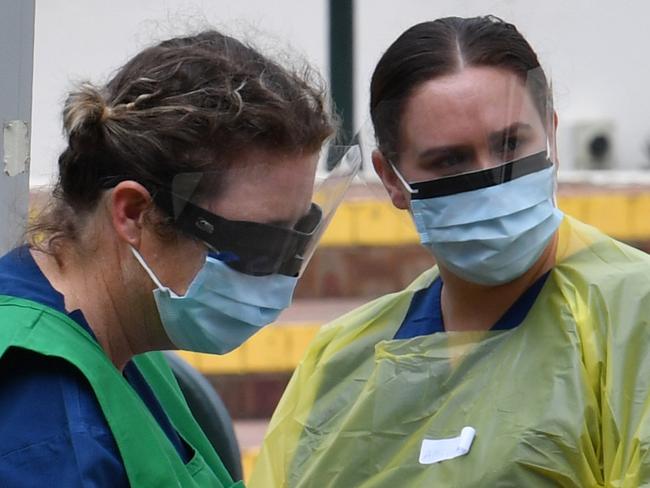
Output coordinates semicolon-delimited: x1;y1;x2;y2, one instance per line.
251;217;650;487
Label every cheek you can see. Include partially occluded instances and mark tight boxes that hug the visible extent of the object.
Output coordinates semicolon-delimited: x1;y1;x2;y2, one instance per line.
179;246;206;291
297;190;315;220
282;168;317;222
160;240;206;295
185;251;205;278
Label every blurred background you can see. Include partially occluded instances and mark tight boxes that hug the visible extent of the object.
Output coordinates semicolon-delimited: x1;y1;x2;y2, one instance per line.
3;0;650;481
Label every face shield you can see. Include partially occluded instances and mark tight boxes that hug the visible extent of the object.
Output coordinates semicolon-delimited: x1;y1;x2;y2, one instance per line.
151;144;361;278
374;67;556;196
361;67;563;285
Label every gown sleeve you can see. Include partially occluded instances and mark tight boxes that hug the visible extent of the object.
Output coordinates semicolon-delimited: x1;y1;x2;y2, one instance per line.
596;268;650;486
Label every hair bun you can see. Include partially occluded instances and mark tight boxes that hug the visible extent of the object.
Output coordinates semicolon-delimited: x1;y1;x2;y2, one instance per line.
62;82;109;150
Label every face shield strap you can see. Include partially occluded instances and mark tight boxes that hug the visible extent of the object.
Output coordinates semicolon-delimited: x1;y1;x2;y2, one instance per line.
405;150;552;200
153;188;323;276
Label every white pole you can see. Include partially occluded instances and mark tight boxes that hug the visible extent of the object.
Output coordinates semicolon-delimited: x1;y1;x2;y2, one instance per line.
0;0;34;255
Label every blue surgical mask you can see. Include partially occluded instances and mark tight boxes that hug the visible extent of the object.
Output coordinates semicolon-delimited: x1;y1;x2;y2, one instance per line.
410;165;563;285
131;248;298;354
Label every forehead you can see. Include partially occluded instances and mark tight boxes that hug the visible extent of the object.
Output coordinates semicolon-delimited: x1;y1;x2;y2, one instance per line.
400;66;542;149
205;149;318;225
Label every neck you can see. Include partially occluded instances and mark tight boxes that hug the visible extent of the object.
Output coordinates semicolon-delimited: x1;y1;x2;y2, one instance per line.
31;243;170;370
439;232;558;332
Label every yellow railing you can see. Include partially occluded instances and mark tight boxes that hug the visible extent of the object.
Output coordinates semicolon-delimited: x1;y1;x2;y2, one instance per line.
176;323;320;375
320;193;650;247
241;448;260;483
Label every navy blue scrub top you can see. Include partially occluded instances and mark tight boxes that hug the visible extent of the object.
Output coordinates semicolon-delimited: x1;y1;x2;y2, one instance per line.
0;247;191;487
394;272;550;339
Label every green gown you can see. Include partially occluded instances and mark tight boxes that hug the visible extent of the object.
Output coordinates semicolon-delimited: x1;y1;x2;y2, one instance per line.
0;293;244;487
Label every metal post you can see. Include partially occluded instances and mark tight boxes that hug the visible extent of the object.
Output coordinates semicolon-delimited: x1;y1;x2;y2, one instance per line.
329;0;354;148
0;0;34;255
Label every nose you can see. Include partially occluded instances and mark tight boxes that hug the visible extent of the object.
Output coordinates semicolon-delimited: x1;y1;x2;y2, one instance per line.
474;149;495;171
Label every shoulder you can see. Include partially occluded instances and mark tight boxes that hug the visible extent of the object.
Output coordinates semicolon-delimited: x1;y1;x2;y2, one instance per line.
556;216;650;289
298;267;438;375
0;347;128;486
554;217;650;344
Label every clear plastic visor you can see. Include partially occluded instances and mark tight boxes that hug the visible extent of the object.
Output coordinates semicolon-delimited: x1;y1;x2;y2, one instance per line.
154;144;361;277
363;67;555;199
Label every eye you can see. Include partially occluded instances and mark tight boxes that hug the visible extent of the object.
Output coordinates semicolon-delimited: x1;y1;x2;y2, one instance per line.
494;134;526;162
429;150;474;176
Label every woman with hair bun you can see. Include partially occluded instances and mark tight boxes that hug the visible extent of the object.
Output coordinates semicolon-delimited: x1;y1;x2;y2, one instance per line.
252;16;650;487
0;30;358;486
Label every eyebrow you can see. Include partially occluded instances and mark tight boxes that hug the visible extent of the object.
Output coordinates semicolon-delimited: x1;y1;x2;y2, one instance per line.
487;122;534;147
416;122;535;161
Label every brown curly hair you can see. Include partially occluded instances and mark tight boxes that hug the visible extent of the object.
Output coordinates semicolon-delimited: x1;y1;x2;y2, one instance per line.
29;30;334;252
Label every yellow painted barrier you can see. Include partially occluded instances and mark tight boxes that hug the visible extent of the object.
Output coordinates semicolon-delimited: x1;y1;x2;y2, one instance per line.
583;194;630;237
628;194;650;240
318;203;356;246
286;325;320;366
556;195;586;222
320;193;650;246
242;447;260;483
176;322;322;376
320;200;418;246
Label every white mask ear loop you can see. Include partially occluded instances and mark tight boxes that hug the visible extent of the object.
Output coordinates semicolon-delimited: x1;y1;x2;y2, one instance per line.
130;246;166;290
388;160;418;195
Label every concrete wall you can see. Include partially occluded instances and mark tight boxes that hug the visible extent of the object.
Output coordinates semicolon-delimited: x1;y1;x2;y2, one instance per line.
30;0;650;187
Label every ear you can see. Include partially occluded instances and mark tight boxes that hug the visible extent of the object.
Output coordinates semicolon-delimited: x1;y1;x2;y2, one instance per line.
110;181;153;247
372;150;410;210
